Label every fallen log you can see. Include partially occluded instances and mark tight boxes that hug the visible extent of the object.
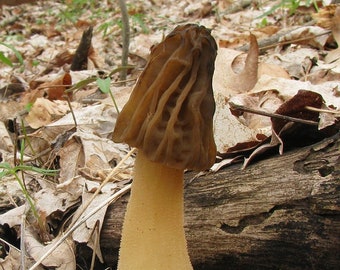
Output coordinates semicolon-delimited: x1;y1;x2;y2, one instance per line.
101;132;340;270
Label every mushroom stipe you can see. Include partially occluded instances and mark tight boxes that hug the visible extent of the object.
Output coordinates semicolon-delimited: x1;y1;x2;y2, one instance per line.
113;24;217;270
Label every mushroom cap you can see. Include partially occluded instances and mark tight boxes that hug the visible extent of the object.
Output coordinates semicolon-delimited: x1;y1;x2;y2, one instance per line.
113;24;217;171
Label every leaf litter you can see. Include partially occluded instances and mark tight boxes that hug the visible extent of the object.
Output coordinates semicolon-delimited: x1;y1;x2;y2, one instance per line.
0;0;339;269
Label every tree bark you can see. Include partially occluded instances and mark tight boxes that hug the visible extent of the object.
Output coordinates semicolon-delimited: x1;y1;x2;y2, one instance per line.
101;132;340;270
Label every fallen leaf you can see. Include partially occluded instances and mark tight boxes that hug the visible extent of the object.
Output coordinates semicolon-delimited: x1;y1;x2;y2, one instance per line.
243;90;324;168
34;187;81;233
0;205;25;227
0;120;14;152
25;98;75;129
0;246;25;270
213;34;259;97
25;229;76;270
72;191;114;263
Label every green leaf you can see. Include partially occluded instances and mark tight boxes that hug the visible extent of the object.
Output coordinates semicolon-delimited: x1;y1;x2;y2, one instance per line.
66;76;97;93
132;13;149;34
25;102;33;112
0;42;24;66
96;77;111;94
0;162;13;179
0;51;13;67
0;162;12;170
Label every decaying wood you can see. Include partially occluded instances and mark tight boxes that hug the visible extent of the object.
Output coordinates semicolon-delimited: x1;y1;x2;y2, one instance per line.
101;132;340;270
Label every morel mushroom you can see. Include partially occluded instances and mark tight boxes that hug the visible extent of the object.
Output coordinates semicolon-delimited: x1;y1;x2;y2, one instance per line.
113;24;217;270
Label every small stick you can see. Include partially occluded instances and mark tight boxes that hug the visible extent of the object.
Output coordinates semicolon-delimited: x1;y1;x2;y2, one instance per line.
305;105;340;115
90;220;100;270
118;0;130;83
20;213;26;270
229;103;319;126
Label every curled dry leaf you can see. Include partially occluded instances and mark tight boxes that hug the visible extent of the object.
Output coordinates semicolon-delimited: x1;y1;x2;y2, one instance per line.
34;187;81;232
272;90;322;134
243;90;325;168
44;73;72;101
213;34;263;153
213;34;259;97
72;192;113;263
23;73;72;104
25;98;78;129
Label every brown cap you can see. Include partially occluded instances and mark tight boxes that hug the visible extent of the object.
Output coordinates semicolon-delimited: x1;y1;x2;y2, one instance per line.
113;24;217;171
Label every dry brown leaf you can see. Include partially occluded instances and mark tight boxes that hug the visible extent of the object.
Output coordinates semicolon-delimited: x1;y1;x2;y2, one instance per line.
72;192;113;263
0;120;14;152
272;90;322;134
243;90;324;168
44;73;72;101
0;205;25;227
25;229;76;270
25;98;74;129
258;62;291;79
34;187;81;230
0;100;24;122
213;34;259;97
263;47;319;79
57;125;133;186
0;247;22;270
251;75;340;110
313;4;340;48
214;93;266;153
229;90;285;130
23;73;73;104
58;137;84;184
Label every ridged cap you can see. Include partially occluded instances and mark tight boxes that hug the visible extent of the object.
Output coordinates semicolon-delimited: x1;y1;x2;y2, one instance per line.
113;24;217;171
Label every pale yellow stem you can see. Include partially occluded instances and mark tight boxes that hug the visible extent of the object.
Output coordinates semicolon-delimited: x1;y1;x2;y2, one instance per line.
118;150;193;270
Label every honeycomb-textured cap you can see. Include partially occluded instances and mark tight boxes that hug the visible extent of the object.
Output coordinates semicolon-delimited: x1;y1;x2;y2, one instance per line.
113;24;217;171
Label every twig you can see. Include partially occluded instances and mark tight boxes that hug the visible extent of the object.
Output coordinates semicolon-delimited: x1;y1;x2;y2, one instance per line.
0;237;21;253
20;213;26;270
305;105;340;115
65;95;77;127
90;220;100;270
118;0;130;83
237;30;331;53
229;103;319;126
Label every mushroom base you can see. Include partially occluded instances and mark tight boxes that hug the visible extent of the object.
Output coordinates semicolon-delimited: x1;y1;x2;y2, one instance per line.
117;150;193;270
